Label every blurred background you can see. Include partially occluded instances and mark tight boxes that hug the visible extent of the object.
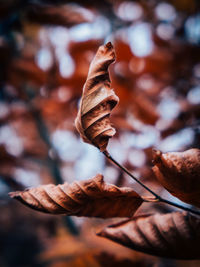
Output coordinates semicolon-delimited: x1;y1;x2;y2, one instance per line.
0;0;200;266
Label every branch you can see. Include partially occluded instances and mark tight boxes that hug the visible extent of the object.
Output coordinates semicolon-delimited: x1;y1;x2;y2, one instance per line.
103;151;200;216
24;87;79;235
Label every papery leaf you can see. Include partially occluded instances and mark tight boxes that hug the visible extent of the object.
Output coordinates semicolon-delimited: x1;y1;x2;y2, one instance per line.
97;211;200;259
152;148;200;207
75;42;119;152
9;174;143;218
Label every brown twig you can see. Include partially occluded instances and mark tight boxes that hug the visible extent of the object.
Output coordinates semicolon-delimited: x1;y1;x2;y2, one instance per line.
24;87;79;235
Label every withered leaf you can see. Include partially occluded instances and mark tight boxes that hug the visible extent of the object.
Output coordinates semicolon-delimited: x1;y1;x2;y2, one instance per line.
152;148;200;207
98;211;200;259
75;42;119;152
9;174;143;218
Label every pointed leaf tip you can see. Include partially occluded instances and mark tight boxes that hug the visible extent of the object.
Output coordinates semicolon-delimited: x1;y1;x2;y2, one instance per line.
8;192;17;198
105;42;113;49
152;149;162;164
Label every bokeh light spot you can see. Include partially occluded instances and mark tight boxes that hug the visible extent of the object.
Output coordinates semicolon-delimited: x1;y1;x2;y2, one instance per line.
128;23;154;57
116;2;143;21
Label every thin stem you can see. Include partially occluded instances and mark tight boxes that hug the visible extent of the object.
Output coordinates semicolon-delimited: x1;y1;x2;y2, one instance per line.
103;151;200;216
159;197;200;215
103;151;159;198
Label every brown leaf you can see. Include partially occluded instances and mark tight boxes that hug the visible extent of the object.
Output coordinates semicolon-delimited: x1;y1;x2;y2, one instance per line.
130;92;159;125
9;58;46;86
9;174;143;218
25;4;92;27
152;148;200;207
97;211;200;259
75;42;119;152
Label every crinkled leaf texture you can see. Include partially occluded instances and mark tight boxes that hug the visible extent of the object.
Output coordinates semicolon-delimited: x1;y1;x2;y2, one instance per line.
98;211;200;259
75;42;119;152
153;148;200;207
9;174;143;218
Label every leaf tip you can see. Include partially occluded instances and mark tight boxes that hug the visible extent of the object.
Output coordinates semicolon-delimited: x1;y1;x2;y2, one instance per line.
9;191;20;199
96;228;107;238
96;230;102;237
152;149;162;164
105;42;113;49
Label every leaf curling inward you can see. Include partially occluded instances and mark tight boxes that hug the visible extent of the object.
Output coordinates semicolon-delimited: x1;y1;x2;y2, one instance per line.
97;211;200;259
9;174;143;218
152;148;200;208
75;42;119;152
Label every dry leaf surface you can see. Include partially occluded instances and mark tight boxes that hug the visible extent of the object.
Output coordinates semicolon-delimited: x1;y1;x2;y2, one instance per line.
75;42;119;151
9;174;142;218
98;211;200;259
152;148;200;207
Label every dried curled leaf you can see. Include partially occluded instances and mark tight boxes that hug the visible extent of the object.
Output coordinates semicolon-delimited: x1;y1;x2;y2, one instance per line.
98;211;200;259
152;148;200;207
9;174;143;218
75;42;119;152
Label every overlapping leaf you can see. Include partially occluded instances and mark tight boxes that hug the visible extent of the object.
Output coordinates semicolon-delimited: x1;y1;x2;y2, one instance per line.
75;42;119;152
98;211;200;259
9;174;143;218
152;148;200;207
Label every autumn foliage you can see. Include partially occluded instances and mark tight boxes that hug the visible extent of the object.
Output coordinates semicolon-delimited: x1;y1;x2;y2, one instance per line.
10;42;200;261
1;0;200;266
98;212;200;260
75;42;119;151
10;174;142;218
153;148;200;207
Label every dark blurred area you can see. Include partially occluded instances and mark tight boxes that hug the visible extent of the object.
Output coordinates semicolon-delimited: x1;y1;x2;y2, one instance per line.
0;0;200;266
